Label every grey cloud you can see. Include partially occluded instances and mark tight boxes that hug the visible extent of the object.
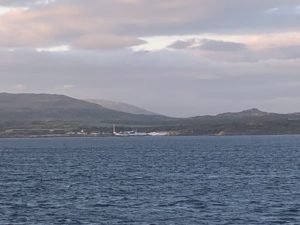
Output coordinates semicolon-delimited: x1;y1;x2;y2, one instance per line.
199;39;247;52
112;0;300;35
0;0;35;6
265;5;300;15
168;38;300;62
265;45;300;59
167;39;197;49
168;39;247;52
0;0;55;6
197;43;300;62
168;39;199;49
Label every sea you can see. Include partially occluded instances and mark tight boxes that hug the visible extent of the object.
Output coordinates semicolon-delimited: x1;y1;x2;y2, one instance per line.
0;136;299;225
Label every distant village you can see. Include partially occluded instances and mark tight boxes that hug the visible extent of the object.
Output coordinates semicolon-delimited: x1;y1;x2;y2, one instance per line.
0;126;172;138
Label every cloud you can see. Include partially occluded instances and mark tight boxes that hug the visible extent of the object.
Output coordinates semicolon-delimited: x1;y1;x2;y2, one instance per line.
0;0;55;6
36;45;70;52
72;34;145;50
0;6;14;15
265;5;300;15
259;45;300;60
199;39;246;52
168;38;247;52
167;39;197;49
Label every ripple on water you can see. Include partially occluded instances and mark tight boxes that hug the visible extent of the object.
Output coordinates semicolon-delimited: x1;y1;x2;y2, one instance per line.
0;136;299;224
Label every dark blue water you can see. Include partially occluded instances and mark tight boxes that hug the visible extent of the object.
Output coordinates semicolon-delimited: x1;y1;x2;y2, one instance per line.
0;136;299;225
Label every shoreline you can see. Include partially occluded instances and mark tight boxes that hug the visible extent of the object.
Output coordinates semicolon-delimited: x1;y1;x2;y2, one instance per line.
1;133;300;139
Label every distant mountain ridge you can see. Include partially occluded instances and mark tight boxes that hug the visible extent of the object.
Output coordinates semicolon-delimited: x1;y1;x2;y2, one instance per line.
85;99;158;115
1;93;300;136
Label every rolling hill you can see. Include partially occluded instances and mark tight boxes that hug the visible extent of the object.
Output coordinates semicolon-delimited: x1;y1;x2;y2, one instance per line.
0;93;169;125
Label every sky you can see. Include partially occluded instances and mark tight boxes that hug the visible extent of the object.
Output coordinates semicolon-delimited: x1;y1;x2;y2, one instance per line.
0;0;300;117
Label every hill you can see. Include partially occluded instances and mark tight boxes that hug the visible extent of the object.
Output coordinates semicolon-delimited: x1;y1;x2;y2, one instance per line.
216;108;269;118
174;108;300;135
85;99;158;115
0;93;169;126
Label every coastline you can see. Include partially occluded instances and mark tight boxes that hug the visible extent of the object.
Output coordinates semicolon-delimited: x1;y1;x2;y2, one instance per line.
1;133;300;139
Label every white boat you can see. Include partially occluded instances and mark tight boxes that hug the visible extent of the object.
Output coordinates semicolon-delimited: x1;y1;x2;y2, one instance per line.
148;131;169;136
127;131;148;136
113;125;130;137
113;125;147;137
113;125;168;137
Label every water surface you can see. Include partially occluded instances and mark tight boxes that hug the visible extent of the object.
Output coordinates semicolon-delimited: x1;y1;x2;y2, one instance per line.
0;136;299;224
